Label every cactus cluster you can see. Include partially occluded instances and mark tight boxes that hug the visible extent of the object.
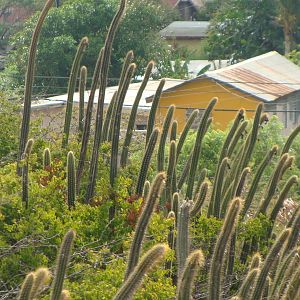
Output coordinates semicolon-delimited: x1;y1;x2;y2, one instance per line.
16;0;300;299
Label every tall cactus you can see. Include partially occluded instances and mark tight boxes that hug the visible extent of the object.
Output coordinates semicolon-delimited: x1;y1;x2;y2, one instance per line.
115;244;168;300
67;151;76;209
227;120;248;158
18;273;35;300
22;139;34;209
176;109;199;160
76;48;103;196
62;37;89;148
43;148;51;170
177;200;191;275
102;91;117;143
192;168;207;201
30;268;50;299
120;61;154;167
208;198;242;300
78;65;87;136
157;105;175;171
110;63;136;186
126;172;165;279
165;140;176;205
50;230;76;300
190;181;208;218
186;98;217;199
237;268;259;299
17;0;55;175
281;124;300;155
85;0;127;204
251;228;290;300
107;51;134;143
242;145;278;217
170;120;178;142
284;209;300;254
176;250;204;300
145;79;166;145
135;128;160;196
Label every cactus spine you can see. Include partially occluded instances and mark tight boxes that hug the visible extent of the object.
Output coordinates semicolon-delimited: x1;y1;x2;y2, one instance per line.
18;273;35;300
43;148;51;170
135;128;160;196
115;244;168;300
251;228;290;300
76;48;103;197
165;140;176;204
126;172;165;278
157;105;175;171
50;230;75;300
78;65;87;136
208;198;242;300
177;200;191;275
67;151;76;209
176;250;204;300
186;98;217;199
86;0;127;204
22;139;34;209
120;61;154;167
17;0;54;175
145;79;166;145
110;63;136;186
62;37;89;148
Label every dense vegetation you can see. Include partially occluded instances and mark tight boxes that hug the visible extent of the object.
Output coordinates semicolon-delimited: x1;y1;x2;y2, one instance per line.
1;0;300;299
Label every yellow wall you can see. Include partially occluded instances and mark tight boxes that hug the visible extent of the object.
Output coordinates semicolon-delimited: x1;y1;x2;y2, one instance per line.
156;78;261;131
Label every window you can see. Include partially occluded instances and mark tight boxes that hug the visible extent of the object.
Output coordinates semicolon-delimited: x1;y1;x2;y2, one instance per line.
136;124;147;131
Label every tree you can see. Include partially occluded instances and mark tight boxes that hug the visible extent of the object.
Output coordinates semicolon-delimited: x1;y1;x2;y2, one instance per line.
205;0;284;62
278;0;300;54
4;0;178;94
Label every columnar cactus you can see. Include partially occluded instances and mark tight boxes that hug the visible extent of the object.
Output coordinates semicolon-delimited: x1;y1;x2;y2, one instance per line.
242;145;278;217
43;148;51;170
190;181;208;218
22;139;34;209
135;128;160;196
284;210;300;254
126;172;166;278
62;37;89;148
115;244;168;300
30;268;50;299
227;120;248;158
237;268;259;299
86;0;127;204
110;63;136;186
193;168;207;201
170;120;178;142
208;198;242;300
145;79;166;145
281;124;300;155
78;65;87;136
251;229;290;300
250;253;261;269
76;48;103;196
177;200;191;275
157;105;175;172
186;98;217;199
120;61;154;167
18;273;35;300
165;140;176;205
176;250;204;300
67;151;76;209
142;181;150;199
102;91;117;143
50;230;76;300
17;0;55;175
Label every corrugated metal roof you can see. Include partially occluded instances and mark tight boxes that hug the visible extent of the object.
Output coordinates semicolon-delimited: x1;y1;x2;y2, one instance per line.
160;21;209;38
35;79;184;110
206;51;300;102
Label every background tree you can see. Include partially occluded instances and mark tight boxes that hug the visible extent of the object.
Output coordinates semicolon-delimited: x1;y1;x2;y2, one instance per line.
205;0;284;62
3;0;179;94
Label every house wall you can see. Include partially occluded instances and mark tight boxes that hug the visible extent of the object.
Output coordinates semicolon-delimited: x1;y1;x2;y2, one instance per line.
156;78;261;132
0;6;33;24
165;38;208;59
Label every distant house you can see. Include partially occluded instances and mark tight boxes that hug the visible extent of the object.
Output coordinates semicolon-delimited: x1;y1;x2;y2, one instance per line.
31;79;184;132
160;21;209;58
161;0;205;20
147;51;300;134
0;6;33;25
